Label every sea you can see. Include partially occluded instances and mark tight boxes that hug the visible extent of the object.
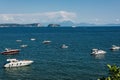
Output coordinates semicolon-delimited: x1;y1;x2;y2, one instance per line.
0;26;120;80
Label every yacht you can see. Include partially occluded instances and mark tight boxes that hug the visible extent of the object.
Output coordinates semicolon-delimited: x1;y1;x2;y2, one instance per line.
20;45;28;48
110;45;120;51
91;49;106;55
42;40;51;44
30;38;36;41
16;40;22;42
72;25;76;28
4;59;34;68
1;48;20;55
61;44;68;49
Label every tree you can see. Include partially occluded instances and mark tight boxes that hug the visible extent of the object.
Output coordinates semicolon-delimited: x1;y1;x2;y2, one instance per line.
98;64;120;80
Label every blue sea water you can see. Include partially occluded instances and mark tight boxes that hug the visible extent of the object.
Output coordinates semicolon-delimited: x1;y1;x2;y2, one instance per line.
0;26;120;80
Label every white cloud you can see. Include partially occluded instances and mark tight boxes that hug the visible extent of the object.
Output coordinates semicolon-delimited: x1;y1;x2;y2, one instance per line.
0;11;77;23
116;19;119;22
95;18;99;22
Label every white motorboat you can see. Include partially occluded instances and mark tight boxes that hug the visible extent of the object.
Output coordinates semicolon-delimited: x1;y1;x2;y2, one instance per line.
72;25;76;28
30;38;36;41
61;44;68;49
16;40;22;42
110;45;120;50
20;45;28;48
91;49;106;55
4;59;34;68
42;40;51;44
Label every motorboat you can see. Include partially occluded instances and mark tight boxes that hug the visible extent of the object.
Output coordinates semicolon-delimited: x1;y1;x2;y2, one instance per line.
0;48;20;55
61;44;68;49
72;25;76;28
42;40;51;44
110;45;120;51
4;59;34;68
20;45;28;48
91;49;106;55
30;38;36;41
16;40;22;42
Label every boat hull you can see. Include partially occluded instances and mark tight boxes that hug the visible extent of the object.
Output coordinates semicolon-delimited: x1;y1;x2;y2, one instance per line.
4;60;33;68
1;50;20;55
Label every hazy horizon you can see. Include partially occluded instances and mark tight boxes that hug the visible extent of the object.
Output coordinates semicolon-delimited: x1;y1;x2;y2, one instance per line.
0;0;120;24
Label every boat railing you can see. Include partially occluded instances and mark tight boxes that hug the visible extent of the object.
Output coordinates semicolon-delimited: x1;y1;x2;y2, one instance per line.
7;59;18;62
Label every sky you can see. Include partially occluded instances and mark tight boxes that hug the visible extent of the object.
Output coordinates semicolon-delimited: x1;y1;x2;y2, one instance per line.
0;0;120;24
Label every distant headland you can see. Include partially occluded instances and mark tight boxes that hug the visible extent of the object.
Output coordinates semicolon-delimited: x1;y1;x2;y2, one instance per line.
0;21;120;27
0;23;42;27
48;24;60;27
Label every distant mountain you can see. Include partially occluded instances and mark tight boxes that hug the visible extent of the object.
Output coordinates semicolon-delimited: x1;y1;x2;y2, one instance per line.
59;21;96;26
77;23;96;26
59;21;75;26
0;22;120;27
60;21;120;26
105;23;120;26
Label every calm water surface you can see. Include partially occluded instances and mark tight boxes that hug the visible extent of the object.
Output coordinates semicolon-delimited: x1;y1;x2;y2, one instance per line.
0;26;120;80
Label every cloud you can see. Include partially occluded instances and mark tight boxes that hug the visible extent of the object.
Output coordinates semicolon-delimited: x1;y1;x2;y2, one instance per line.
0;11;77;23
116;19;119;22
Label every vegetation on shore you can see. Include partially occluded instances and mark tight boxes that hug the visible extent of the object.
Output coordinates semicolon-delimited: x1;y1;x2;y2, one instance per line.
98;64;120;80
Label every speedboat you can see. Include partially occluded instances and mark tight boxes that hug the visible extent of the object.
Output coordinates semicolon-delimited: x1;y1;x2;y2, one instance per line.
4;59;34;68
42;40;51;44
16;40;22;42
72;25;76;28
61;44;68;49
0;48;20;55
91;49;106;55
30;38;36;41
110;45;120;51
20;45;28;48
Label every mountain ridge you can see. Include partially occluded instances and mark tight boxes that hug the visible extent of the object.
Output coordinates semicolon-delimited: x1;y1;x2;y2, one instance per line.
0;21;120;27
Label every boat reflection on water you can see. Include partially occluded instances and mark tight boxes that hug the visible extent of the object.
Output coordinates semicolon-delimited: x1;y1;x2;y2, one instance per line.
4;66;32;78
93;54;105;59
5;66;31;71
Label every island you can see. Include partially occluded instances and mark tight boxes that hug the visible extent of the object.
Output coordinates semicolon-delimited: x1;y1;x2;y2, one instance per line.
48;24;60;27
0;23;42;27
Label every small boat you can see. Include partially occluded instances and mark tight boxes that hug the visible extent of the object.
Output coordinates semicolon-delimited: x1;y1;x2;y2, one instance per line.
20;45;28;48
4;59;34;68
61;44;68;49
91;49;106;55
0;48;20;55
16;40;22;42
30;38;36;41
72;25;76;28
42;40;51;44
110;45;120;51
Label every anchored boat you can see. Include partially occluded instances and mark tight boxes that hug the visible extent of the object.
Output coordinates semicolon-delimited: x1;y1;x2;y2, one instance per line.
91;49;106;55
4;59;34;68
1;48;20;55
